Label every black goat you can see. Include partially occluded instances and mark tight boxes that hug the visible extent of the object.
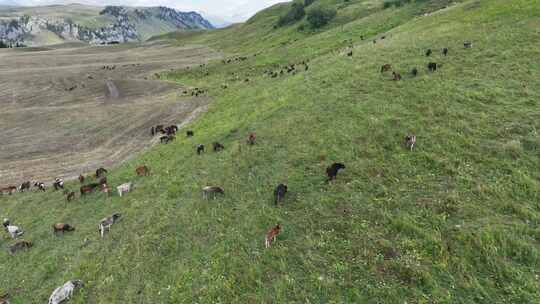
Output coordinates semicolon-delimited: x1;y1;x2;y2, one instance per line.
213;142;225;152
197;144;205;155
274;184;288;206
326;163;346;182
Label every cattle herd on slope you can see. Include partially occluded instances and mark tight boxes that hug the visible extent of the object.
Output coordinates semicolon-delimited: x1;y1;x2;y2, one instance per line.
0;35;474;303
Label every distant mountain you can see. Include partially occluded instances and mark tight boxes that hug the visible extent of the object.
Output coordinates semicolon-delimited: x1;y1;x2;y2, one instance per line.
200;12;233;29
0;4;214;46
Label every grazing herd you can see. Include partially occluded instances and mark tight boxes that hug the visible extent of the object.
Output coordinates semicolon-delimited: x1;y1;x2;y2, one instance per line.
263;61;309;78
1;162;149;303
181;87;207;97
151;124;180;144
2;163;148;258
377;40;473;81
0;36;453;302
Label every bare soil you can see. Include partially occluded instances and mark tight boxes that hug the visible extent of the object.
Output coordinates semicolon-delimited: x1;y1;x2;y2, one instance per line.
0;41;221;185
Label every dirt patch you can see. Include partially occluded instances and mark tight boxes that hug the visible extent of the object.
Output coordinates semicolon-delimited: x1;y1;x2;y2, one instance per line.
0;41;221;184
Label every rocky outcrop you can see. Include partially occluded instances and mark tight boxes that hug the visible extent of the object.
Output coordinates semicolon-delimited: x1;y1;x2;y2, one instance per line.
0;5;214;46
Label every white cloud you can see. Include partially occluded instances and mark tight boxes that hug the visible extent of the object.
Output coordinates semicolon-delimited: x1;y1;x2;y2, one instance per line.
0;0;289;22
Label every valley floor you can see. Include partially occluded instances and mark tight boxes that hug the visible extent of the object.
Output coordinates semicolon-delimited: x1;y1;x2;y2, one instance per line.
0;41;220;184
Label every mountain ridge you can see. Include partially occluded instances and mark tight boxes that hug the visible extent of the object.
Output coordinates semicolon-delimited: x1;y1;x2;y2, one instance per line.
0;4;214;46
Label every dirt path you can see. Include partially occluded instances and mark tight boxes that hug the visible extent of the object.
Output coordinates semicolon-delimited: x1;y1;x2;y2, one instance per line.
105;80;120;99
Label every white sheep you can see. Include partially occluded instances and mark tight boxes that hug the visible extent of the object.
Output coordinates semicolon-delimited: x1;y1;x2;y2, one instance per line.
117;182;132;197
48;280;83;304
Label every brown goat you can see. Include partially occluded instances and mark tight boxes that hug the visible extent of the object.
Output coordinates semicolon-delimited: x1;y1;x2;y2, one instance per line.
66;191;76;202
380;64;392;73
136;165;150;176
95;167;108;178
247;133;257;145
53;223;75;234
80;183;100;195
405;135;417;151
265;224;282;248
8;240;32;255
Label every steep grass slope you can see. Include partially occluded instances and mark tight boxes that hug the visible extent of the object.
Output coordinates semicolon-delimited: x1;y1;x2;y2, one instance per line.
1;0;539;303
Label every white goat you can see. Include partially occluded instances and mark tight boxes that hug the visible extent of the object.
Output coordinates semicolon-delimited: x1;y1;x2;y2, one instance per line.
48;280;83;304
3;219;23;239
117;182;132;197
5;225;23;239
99;213;121;238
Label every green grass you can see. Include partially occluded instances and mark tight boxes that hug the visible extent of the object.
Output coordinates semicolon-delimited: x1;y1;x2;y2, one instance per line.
1;0;540;302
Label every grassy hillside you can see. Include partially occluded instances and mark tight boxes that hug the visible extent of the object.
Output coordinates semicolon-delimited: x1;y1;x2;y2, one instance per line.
2;0;539;302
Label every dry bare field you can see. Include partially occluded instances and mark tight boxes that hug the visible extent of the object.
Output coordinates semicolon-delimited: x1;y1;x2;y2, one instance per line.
0;41;220;185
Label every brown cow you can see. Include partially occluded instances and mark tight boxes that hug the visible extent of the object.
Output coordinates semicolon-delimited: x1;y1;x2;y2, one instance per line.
136;165;150;176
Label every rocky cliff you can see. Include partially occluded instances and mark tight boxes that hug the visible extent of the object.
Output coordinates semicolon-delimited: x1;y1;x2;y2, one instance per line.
0;5;214;46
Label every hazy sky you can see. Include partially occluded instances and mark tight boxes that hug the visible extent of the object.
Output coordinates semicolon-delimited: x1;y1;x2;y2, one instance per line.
0;0;288;22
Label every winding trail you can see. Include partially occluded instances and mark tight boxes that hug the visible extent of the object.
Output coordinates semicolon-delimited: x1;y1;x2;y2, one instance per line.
105;80;120;99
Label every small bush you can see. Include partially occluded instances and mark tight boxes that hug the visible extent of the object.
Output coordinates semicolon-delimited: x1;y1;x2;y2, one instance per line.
306;7;337;28
277;2;306;27
383;0;411;9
